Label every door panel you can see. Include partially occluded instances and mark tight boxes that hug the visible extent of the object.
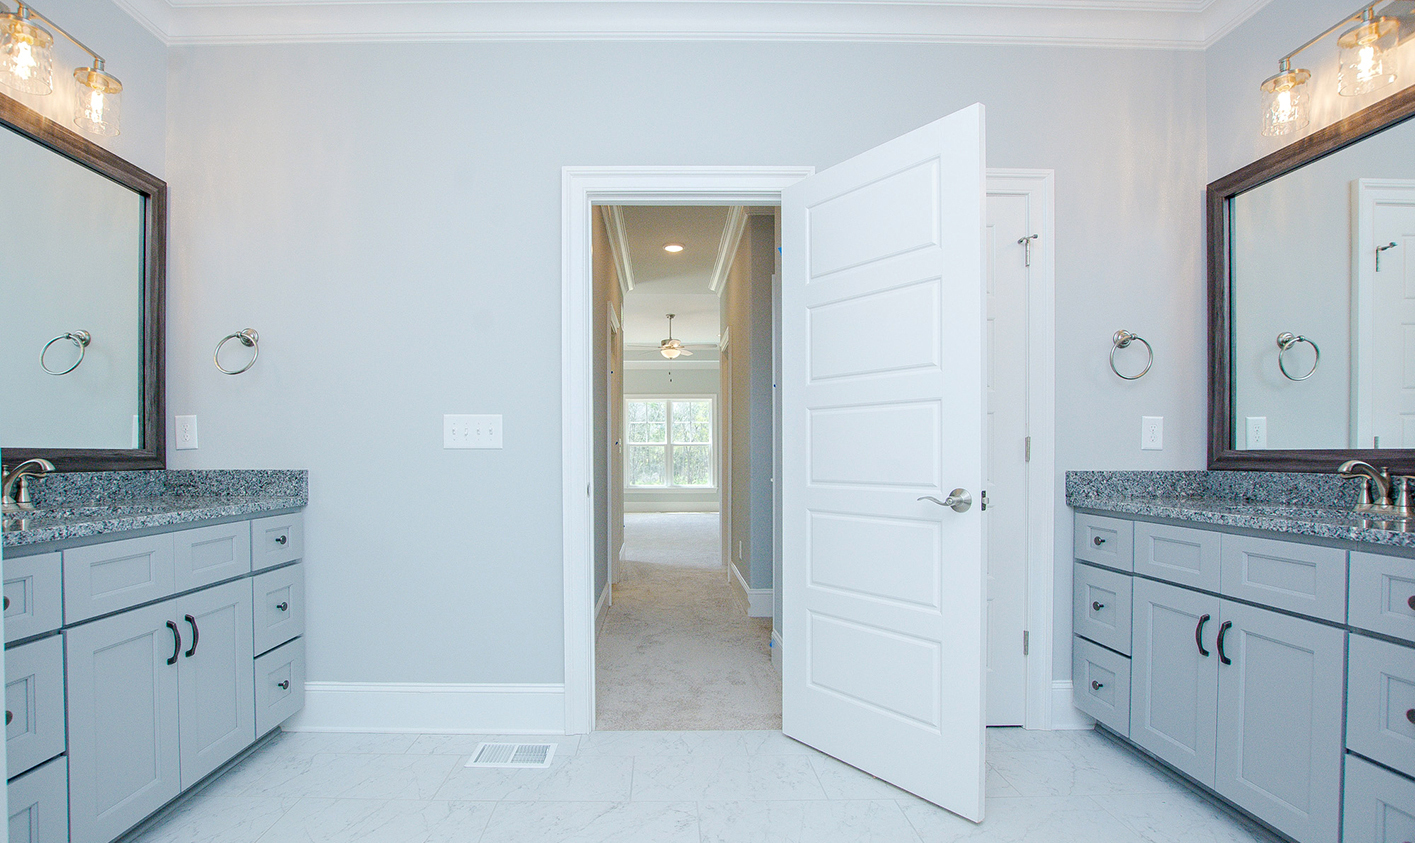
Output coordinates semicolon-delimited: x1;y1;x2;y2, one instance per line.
1215;600;1344;843
65;600;180;843
177;579;256;787
783;105;987;821
1130;578;1220;785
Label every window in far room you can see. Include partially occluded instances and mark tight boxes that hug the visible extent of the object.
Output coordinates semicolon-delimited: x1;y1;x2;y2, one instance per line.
624;397;714;488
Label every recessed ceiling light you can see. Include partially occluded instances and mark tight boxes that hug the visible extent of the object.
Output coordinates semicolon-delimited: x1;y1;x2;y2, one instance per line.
663;243;684;253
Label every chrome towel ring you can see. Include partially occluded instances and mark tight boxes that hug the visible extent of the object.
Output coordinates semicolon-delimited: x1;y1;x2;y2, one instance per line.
1110;330;1153;380
214;328;259;375
1276;332;1319;381
40;330;91;375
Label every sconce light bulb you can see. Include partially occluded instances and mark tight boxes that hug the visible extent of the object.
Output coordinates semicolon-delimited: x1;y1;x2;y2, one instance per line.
0;12;54;95
1259;66;1311;137
72;64;122;136
1337;16;1397;96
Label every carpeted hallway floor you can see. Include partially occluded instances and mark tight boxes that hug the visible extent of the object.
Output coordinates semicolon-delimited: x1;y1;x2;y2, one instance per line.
595;512;782;731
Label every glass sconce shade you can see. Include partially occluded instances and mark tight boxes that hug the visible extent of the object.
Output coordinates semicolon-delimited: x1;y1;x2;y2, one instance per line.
0;12;54;95
1337;16;1398;96
73;65;121;136
1260;67;1311;137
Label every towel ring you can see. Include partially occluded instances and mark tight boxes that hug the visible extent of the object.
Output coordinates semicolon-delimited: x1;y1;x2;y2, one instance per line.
1276;332;1319;381
40;330;91;376
214;328;259;375
1110;330;1152;380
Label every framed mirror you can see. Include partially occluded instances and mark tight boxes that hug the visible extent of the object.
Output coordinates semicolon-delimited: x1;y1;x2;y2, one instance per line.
0;92;165;471
1209;83;1415;473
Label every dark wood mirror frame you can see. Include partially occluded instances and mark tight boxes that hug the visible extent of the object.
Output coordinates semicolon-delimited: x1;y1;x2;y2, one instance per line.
1;92;165;472
1208;83;1415;474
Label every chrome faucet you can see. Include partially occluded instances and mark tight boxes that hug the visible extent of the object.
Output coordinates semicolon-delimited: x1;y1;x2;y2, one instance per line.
1338;459;1410;517
2;459;54;514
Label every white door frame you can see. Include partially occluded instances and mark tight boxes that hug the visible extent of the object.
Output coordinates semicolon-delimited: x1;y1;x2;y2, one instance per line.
562;166;815;734
1351;178;1415;448
986;169;1058;729
560;165;1058;735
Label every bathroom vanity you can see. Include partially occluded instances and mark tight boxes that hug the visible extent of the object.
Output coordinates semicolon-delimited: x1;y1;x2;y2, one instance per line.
1068;471;1414;843
2;470;307;843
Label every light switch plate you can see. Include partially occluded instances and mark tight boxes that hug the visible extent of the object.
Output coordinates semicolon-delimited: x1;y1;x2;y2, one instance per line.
444;414;503;449
1141;416;1163;451
175;415;199;450
1246;417;1267;449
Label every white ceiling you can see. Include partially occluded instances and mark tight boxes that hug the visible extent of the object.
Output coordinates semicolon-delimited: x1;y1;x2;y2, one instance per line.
615;205;731;353
114;0;1272;49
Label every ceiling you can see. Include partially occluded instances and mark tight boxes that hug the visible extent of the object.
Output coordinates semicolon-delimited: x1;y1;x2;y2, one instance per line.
115;0;1273;50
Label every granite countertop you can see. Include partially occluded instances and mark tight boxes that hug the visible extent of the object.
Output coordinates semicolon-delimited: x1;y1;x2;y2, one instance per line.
1067;470;1415;549
2;470;307;548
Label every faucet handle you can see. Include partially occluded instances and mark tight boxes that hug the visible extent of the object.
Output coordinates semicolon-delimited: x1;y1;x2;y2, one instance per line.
1397;477;1415;515
1355;477;1374;507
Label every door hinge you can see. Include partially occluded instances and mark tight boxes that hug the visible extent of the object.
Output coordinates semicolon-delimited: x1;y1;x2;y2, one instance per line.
1023;630;1030;656
1018;234;1039;267
980;490;988;511
1025;436;1031;462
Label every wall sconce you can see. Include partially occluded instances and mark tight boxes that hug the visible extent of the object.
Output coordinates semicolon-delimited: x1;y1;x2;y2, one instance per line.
1260;2;1401;137
0;1;121;136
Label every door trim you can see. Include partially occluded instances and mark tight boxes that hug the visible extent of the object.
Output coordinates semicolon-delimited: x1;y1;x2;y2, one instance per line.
986;169;1058;729
561;166;814;734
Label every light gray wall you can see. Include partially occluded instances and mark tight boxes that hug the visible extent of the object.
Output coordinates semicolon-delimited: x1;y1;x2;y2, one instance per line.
164;40;1207;688
622;366;721;509
1230;122;1415;450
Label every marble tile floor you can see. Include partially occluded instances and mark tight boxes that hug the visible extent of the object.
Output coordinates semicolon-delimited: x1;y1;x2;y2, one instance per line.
125;726;1283;843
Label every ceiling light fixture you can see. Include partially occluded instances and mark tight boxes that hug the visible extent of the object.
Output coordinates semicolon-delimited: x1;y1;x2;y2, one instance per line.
1260;2;1398;137
663;243;684;253
659;313;693;359
0;1;122;136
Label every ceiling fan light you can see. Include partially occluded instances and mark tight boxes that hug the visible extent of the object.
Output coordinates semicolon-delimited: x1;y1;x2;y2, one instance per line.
661;346;682;359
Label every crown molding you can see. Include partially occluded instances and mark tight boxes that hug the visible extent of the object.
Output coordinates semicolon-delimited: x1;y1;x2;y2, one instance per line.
709;206;747;297
600;205;635;297
122;0;1273;48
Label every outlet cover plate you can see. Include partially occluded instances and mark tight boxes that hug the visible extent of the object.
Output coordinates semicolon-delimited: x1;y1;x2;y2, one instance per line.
175;415;198;450
444;414;503;449
1141;416;1163;451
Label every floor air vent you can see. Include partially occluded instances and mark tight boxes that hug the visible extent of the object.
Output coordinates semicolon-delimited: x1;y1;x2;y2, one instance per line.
465;742;557;769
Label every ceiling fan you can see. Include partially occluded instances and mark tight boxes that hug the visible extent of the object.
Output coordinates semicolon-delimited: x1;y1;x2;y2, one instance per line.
658;313;692;359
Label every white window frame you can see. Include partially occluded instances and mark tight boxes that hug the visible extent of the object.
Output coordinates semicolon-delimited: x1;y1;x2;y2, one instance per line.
623;394;717;490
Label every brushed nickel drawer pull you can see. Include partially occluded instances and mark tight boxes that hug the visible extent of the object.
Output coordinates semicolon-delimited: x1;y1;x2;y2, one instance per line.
5;710;10;725
1408;595;1415;612
1407;708;1414;726
277;680;290;690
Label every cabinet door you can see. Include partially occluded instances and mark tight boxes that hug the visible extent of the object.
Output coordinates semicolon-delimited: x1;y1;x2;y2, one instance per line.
176;579;256;787
1214;600;1345;843
65;600;181;843
1130;578;1220;785
7;755;69;843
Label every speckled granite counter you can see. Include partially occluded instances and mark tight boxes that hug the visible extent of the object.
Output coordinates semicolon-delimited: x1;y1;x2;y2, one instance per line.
1067;470;1415;550
2;469;307;548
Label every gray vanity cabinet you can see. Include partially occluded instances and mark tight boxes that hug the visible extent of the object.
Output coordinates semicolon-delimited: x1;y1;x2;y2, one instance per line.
8;756;69;843
64;600;181;843
1213;600;1345;843
175;579;256;787
1130;577;1220;784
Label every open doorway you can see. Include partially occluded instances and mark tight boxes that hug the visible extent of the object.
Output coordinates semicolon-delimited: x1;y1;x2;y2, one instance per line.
591;204;782;730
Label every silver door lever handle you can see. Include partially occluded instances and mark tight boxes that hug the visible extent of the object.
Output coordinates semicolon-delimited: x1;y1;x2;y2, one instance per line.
918;489;972;513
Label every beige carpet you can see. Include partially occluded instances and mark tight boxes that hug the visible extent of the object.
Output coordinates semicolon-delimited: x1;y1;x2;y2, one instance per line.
595;512;782;731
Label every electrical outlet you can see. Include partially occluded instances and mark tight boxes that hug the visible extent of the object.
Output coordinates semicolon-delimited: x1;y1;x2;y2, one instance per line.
444;414;503;449
1141;416;1163;451
1246;417;1268;450
738;541;743;561
175;415;198;450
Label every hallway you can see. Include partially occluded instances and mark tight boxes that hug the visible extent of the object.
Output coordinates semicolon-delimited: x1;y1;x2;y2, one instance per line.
595;513;780;730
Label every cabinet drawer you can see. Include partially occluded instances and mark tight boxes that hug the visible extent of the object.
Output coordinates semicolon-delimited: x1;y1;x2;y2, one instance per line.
7;755;68;843
63;533;175;623
1072;634;1130;736
4;553;63;643
1350;551;1415;644
5;636;65;779
1073;562;1132;655
1075;514;1133;571
1343;753;1415;843
1349;634;1415;778
1220;535;1346;622
255;637;305;736
253;563;304;656
174;521;251;593
1134;522;1220;592
251;513;303;572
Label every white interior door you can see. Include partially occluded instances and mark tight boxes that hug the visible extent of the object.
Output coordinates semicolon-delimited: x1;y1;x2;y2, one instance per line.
1372;201;1415;447
781;105;987;821
984;191;1029;726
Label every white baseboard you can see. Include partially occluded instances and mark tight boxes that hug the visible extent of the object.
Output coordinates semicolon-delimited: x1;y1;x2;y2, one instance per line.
624;502;720;513
595;582;611;637
286;682;566;734
729;562;772;617
771;629;783;674
1049;680;1095;730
